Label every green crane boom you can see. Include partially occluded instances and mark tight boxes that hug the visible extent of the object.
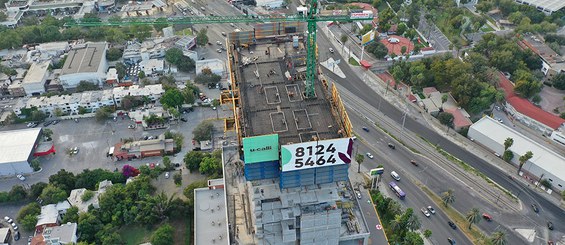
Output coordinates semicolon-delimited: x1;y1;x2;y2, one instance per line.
65;0;372;98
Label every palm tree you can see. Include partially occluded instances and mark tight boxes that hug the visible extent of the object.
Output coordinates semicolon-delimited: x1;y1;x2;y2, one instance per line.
340;34;348;53
491;231;507;245
389;214;403;232
504;138;514;151
387;201;402;215
517;151;533;173
441;189;455;208
355;153;364;173
405;213;421;231
465;208;481;229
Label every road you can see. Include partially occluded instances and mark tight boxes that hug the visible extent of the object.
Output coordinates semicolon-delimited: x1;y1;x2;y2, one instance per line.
315;27;564;244
355;185;389;245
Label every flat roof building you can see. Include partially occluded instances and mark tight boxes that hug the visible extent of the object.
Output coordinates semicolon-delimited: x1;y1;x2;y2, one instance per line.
22;61;50;96
0;128;41;176
196;59;225;77
514;0;565;15
60;42;108;90
194;179;228;245
468;116;565;191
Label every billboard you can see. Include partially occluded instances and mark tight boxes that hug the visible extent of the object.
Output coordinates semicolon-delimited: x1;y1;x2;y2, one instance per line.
369;168;384;176
350;11;373;19
281;138;353;172
362;31;375;46
243;134;279;164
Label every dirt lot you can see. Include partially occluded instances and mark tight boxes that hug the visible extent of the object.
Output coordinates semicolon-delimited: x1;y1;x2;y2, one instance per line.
539;85;565;115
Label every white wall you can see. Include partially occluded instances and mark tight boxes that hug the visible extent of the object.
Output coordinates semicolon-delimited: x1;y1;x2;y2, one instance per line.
0;160;33;176
60;72;105;90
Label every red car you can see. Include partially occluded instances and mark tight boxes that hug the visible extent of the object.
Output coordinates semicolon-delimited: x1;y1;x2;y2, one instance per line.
410;160;418;166
482;213;492;221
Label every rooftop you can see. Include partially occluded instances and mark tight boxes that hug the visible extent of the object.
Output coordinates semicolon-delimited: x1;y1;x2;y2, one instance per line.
470;116;565;179
194;186;228;245
519;35;565;65
380;35;414;56
23;61;50;84
113;84;164;98
0;128;41;164
514;0;565;12
498;72;565;129
237;42;341;145
68;188;101;213
33;222;77;245
61;42;106;75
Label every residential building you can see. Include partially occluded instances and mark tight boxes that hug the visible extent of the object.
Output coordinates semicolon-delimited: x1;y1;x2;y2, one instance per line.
0;128;43;176
95;0;115;12
37;42;70;57
7;68;29;97
123;37;178;64
2;0;92;27
106;68;119;85
35;201;71;230
112;84;164;107
255;0;283;9
22;61;50;96
59;42;108;90
468;116;565;191
196;59;226;76
128;106;169;125
16;90;114;116
31;222;78;245
498;72;565;135
194;179;228;245
175;35;196;50
67;180;112;213
139;59;165;76
113;134;174;160
517;35;565;82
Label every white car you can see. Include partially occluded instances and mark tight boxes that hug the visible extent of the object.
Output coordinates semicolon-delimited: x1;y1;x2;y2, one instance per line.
390;171;400;181
216;41;222;45
427;206;436;214
329;47;334;53
71;147;79;155
421;207;431;217
3;216;9;222
355;191;362;199
165;172;170;179
217;49;222;53
16;174;25;181
366;153;374;159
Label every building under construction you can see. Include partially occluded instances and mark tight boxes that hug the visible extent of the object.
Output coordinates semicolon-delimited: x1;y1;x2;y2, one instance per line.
216;22;370;245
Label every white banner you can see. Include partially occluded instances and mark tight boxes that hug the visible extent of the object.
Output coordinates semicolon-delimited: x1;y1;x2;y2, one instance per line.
281;138;353;172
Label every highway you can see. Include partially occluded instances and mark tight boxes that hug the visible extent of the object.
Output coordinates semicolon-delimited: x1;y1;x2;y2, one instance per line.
315;25;564;244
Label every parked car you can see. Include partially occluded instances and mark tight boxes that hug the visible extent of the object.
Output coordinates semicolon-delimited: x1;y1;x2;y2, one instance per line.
221;32;226;36
180;118;187;122
12;225;18;230
128;124;136;129
355;191;361;199
362;127;369;132
16;174;25;181
448;221;457;230
427;206;436;214
531;204;539;213
388;143;395;149
547;221;553;230
366;153;373;159
14;231;20;240
71;147;79;155
165;172;170;179
329;47;334;53
448;238;456;245
43;121;52;127
3;216;10;222
421;207;430;217
216;41;222;45
410;160;418;166
52;120;59;125
74;118;79;123
217;49;222;53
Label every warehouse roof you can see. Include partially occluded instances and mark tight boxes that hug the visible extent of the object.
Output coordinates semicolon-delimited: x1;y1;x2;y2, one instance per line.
0;128;41;164
23;61;50;85
516;0;565;12
194;186;228;245
61;42;106;75
470;117;565;178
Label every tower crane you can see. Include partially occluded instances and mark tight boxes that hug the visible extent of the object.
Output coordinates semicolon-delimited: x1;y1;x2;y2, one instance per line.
65;0;372;98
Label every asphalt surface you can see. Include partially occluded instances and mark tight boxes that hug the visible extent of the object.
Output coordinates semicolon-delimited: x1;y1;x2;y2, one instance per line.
355;185;389;245
315;28;564;244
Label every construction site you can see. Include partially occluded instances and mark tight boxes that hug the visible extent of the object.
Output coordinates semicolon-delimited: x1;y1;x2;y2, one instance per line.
216;21;371;245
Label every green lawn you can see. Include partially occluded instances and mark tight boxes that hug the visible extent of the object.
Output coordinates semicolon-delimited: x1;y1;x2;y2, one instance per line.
120;225;152;245
175;28;194;36
480;24;495;32
348;57;360;66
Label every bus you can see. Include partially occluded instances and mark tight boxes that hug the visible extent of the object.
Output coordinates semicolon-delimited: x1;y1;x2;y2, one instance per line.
389;181;406;199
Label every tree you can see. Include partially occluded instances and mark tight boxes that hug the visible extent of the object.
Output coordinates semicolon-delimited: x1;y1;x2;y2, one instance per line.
423;229;432;238
340;34;348;53
199;156;222;176
30;158;41;171
401;46;407;55
441;189;455;208
54;107;64;117
101;232;124;245
184;151;206;171
17;203;41;228
76;81;99;92
165;47;184;66
0;12;7;22
193;121;214;141
553;73;565;90
115;62;127;80
95;107;112;122
183;180;208;206
40;184;68;204
162;156;173;170
160;88;185;109
153;17;169;31
504;137;514;150
106;47;122;61
42;128;53;140
404;231;424;245
30;110;47;122
49;169;76;194
122;164;140;178
9;185;28;202
366;41;389;59
359;24;373;35
355;153;364;173
502;150;514;162
194;68;222;84
78;106;88;115
78;212;104;243
491;231;507;245
29;182;48;199
62;206;79;223
196;29;209;46
437;112;454;126
465;208;481;229
518;151;533;173
151;224;174;245
81;190;95;202
174;172;182;186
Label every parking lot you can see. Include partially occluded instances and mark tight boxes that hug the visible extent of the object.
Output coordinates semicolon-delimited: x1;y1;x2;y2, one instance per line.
0;106;233;192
